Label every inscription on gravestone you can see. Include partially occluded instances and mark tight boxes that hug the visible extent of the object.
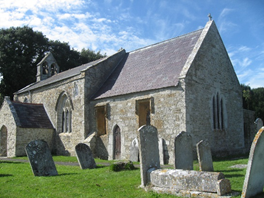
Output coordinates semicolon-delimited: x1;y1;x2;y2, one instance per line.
242;127;264;198
75;143;96;169
138;125;160;187
25;140;58;176
174;131;193;170
196;140;214;171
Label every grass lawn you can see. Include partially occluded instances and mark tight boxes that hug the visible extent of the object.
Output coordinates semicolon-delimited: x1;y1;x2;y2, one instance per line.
0;155;254;198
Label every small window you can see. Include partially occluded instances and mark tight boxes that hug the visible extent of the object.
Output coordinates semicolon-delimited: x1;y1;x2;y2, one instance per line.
96;105;107;136
212;93;225;130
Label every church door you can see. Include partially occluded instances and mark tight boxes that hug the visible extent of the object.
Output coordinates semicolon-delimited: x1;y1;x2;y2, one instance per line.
113;125;121;160
0;126;7;156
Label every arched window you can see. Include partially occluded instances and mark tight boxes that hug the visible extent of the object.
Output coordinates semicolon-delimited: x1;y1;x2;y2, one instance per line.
42;61;49;75
50;63;58;76
212;93;225;130
56;92;73;133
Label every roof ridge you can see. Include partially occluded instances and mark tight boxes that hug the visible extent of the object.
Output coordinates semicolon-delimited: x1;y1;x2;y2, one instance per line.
12;101;44;106
129;28;203;54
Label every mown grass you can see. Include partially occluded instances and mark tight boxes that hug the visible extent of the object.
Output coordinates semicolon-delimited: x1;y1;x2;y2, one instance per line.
0;155;255;198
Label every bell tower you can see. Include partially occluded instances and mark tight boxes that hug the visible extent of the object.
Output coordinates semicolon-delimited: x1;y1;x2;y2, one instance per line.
36;52;60;82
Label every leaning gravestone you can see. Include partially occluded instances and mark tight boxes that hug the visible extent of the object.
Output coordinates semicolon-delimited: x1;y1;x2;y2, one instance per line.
25;140;58;176
174;131;193;170
242;127;264;198
138;125;160;187
196;140;214;171
129;138;139;162
255;118;263;132
75;143;96;169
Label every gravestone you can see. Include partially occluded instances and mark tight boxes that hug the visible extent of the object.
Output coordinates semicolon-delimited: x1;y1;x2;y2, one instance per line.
75;143;96;169
242;127;264;198
25;139;58;176
174;131;193;170
159;138;169;165
255;118;263;132
129;138;139;162
196;140;214;171
138;125;160;187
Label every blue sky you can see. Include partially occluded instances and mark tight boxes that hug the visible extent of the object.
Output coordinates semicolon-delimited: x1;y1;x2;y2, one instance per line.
0;0;263;88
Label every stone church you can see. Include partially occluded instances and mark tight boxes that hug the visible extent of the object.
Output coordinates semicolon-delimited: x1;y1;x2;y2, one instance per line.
0;20;255;164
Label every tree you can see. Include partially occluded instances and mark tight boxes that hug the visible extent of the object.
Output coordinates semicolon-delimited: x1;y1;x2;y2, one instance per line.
241;84;264;121
0;26;49;99
0;26;106;101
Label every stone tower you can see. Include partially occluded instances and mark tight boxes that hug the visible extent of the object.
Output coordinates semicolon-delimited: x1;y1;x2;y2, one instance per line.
36;52;60;82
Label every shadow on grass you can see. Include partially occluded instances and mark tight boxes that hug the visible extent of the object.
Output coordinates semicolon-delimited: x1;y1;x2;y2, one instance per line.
57;173;78;176
0;174;13;177
0;161;23;164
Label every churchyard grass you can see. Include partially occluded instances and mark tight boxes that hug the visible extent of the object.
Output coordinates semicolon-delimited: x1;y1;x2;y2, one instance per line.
0;156;250;197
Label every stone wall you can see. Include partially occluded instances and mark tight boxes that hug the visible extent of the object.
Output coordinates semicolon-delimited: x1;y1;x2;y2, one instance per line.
16;128;54;156
16;75;86;155
0;98;17;157
91;87;186;164
183;20;244;155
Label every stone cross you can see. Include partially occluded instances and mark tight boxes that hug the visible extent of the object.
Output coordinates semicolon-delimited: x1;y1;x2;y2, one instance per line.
137;125;160;187
242;127;264;198
174;131;193;170
196;140;214;171
75;143;96;169
25;139;58;176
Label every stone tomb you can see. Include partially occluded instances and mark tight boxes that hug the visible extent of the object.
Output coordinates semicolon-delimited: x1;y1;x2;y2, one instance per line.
137;125;160;186
196;140;214;171
75;143;96;169
174;131;193;170
242;127;264;198
25;139;58;176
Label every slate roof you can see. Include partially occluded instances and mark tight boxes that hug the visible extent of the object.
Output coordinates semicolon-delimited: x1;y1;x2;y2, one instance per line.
93;29;203;99
15;57;107;94
11;101;53;129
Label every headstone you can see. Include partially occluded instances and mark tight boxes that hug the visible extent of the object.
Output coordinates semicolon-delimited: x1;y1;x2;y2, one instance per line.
129;138;139;162
75;143;96;169
242;127;264;198
255;118;263;132
174;131;193;170
25;140;58;176
138;125;160;187
196;140;214;171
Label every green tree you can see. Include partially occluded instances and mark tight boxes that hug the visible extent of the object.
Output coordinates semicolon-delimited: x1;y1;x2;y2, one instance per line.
0;26;106;101
0;26;49;100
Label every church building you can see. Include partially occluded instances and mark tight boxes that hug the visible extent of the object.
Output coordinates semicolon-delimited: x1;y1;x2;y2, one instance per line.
0;20;254;164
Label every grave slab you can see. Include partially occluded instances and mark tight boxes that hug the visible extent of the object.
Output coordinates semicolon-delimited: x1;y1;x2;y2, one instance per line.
138;125;160;186
25;139;58;176
196;140;214;171
174;131;193;170
75;143;96;169
242;127;264;198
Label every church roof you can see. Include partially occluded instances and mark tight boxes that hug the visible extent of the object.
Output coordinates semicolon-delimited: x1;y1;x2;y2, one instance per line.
15;57;107;94
93;28;203;99
11;101;53;129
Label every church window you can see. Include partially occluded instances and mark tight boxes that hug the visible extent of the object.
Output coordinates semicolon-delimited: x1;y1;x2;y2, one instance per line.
95;105;107;136
212;93;225;130
56;92;73;133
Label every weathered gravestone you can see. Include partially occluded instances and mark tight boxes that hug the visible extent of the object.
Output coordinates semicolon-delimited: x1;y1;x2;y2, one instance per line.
25;140;58;176
242;127;264;198
196;140;214;171
138;125;160;187
174;131;193;170
255;118;263;132
75;143;96;169
129;138;139;162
